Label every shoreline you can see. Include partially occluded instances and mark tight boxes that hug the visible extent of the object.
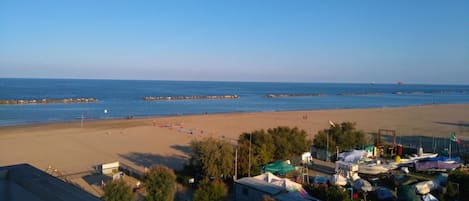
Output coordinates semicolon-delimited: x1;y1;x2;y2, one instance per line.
1;103;468;174
1;103;467;129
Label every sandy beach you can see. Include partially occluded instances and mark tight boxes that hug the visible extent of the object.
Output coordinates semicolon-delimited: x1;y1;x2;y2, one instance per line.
1;104;468;174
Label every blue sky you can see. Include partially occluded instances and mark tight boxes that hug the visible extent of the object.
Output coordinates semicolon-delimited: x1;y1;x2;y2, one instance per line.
1;0;468;84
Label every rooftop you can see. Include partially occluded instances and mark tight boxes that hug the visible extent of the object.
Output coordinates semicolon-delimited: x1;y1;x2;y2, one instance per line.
0;164;101;201
235;177;285;195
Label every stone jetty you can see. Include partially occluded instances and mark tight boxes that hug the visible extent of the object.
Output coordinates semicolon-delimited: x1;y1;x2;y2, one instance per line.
265;93;325;98
144;95;239;101
0;98;98;105
337;92;384;96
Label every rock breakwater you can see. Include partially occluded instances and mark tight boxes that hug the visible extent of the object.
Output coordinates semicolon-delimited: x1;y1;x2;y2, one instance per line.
337;92;384;96
265;93;325;98
144;95;239;101
0;98;98;105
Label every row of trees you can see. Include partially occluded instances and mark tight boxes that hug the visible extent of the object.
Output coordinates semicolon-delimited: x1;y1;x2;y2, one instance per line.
187;126;311;180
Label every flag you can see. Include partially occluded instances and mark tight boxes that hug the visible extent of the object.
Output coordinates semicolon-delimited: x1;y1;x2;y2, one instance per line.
450;132;461;144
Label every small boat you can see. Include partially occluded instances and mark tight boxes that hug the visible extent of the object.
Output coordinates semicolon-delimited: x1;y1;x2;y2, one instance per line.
408;153;438;161
358;163;394;175
414;173;448;195
414;180;436;194
353;178;372;192
330;173;347;186
358;160;397;175
415;157;462;171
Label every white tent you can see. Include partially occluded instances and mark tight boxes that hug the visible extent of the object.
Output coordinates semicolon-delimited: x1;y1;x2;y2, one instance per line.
253;172;302;192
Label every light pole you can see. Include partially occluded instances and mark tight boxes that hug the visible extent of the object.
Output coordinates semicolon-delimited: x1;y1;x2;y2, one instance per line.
248;133;252;177
234;145;238;180
327;120;336;162
336;146;339;161
326;131;329;162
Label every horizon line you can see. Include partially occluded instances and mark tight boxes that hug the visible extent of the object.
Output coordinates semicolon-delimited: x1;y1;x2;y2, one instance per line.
1;76;468;86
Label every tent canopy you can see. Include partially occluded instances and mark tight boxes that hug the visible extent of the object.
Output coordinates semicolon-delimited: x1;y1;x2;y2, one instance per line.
263;160;295;175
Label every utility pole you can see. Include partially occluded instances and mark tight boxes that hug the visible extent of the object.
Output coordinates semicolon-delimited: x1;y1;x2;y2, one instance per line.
327;120;335;162
326;131;329;162
234;146;238;180
336;146;339;161
248;133;252;177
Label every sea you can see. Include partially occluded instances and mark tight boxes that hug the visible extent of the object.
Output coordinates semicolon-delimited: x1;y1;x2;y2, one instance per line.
1;78;469;127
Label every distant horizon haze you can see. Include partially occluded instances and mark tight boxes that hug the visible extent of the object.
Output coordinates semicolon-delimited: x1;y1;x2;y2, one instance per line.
0;76;468;86
1;1;468;85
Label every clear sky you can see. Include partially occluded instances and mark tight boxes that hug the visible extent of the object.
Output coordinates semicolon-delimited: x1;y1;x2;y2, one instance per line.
1;0;468;84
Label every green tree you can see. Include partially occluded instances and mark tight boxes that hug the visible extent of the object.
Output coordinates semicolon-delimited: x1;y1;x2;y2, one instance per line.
448;168;468;199
303;185;351;201
143;165;176;201
103;180;134;201
238;130;275;176
269;127;310;159
189;137;234;180
237;127;310;177
313;122;367;153
193;179;228;201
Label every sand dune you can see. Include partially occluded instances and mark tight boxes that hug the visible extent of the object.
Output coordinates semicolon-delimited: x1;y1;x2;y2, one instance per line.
1;104;468;174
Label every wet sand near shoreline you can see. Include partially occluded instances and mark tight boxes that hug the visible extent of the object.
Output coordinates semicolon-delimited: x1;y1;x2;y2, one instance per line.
1;104;468;174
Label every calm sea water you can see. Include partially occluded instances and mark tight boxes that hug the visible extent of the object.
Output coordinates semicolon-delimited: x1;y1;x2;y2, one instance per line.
1;78;469;126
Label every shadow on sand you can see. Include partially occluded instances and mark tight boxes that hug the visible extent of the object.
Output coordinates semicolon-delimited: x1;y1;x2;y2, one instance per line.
82;174;112;187
119;152;188;171
170;145;192;155
434;121;469;128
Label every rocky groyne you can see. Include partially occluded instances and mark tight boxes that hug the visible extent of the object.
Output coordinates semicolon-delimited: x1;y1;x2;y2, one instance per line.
0;98;98;105
265;93;325;98
144;95;239;101
393;90;469;95
337;92;384;96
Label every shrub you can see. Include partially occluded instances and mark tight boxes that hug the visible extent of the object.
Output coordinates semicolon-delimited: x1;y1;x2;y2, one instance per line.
193;179;228;201
143;165;176;201
103;180;134;201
